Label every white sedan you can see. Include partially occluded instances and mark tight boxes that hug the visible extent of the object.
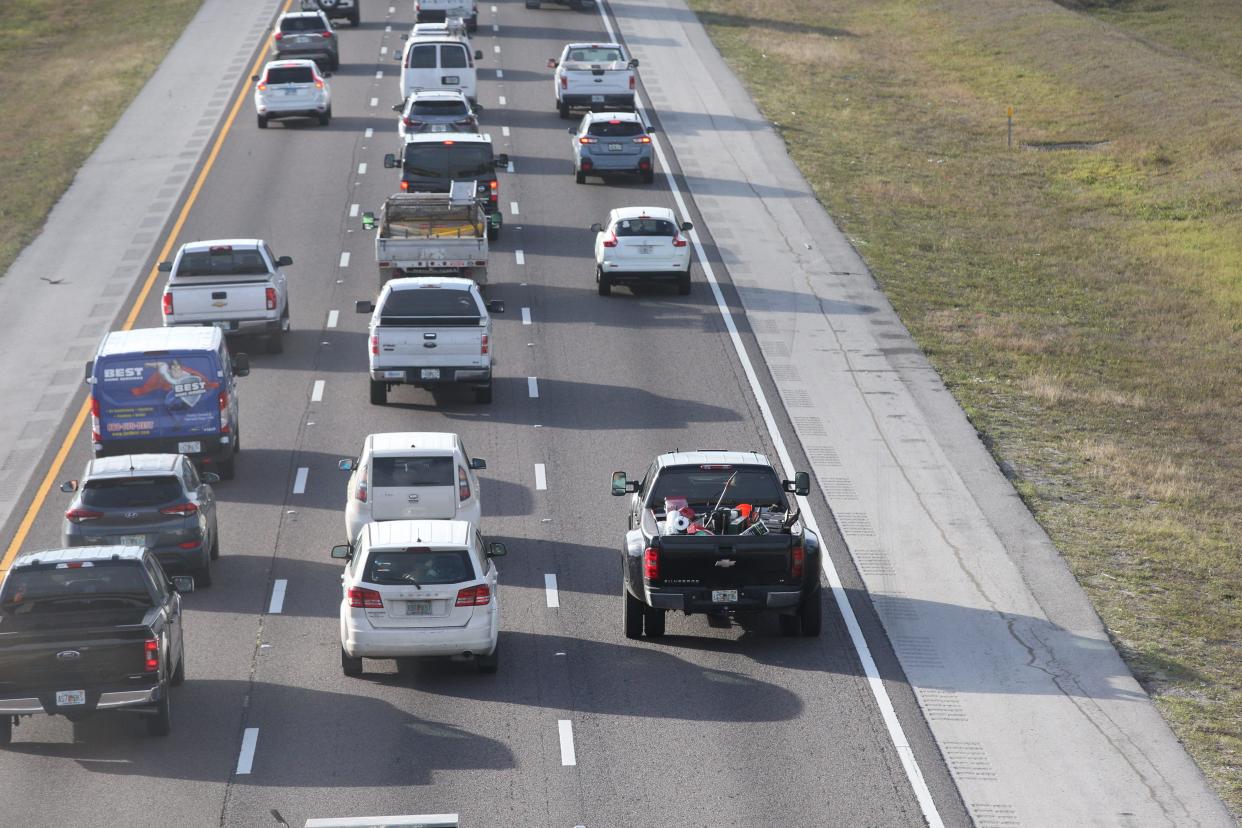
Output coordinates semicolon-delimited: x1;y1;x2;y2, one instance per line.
591;206;693;296
333;519;504;674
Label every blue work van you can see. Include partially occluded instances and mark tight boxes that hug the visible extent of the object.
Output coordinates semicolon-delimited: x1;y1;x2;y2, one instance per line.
85;327;250;479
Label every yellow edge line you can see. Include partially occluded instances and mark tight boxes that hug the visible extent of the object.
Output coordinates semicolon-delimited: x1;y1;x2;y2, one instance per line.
0;0;295;574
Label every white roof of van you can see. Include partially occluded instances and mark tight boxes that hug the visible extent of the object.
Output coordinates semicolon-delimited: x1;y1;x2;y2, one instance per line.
97;326;221;357
363;520;473;548
367;432;457;455
385;276;476;291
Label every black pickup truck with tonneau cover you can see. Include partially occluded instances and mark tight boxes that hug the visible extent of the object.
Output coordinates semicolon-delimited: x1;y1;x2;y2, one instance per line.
613;451;821;639
0;546;192;744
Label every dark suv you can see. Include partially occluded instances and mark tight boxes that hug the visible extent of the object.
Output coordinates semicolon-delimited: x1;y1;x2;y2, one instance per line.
272;11;340;70
61;454;221;587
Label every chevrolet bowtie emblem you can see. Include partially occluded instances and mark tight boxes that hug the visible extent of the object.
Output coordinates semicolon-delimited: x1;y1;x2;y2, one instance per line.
714;559;736;568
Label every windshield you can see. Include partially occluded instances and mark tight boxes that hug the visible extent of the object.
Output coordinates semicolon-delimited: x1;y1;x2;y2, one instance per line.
363;548;474;586
1;562;154;616
82;477;182;508
565;47;624;63
176;248;268;276
371;456;453;487
648;466;788;510
403;145;494;180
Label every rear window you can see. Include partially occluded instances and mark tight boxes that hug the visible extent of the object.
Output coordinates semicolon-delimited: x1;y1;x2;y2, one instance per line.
371;456;454;487
588;120;643;138
364;548;474;586
403;144;495;180
566;47;624;63
1;562;154;616
267;66;315;85
407;44;438;69
440;45;468;69
411;99;469;116
81;477;183;508
649;466;787;509
615;218;676;237
281;15;327;32
176;248;269;277
379;288;481;321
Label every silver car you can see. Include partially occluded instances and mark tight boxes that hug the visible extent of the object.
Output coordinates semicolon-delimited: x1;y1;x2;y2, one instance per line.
569;111;656;184
253;60;333;128
395;90;481;138
272;11;340;70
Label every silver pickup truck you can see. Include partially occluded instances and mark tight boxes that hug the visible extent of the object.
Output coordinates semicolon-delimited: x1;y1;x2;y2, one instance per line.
159;239;292;354
362;183;496;287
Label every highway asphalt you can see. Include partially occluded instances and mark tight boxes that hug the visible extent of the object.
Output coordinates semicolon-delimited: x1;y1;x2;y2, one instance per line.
0;1;972;826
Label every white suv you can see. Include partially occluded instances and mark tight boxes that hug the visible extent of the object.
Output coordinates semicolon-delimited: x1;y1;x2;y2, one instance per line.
332;520;505;674
253;60;332;128
339;432;485;542
591;206;694;296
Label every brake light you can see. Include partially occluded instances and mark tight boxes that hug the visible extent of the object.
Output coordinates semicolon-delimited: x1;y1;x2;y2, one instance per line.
314;79;324;90
370;334;378;355
355;464;368;502
219;389;230;434
266;287;277;310
560;75;567;89
489;179;497;203
579;136;596;144
400;180;409;191
348;586;384;609
178;540;202;549
321;31;332;38
480;333;489;356
65;508;104;523
160;502;200;516
274;32;284;41
162;292;173;316
634;135;651;144
629;74;636;90
791;544;805;579
442;140;455;145
257;81;267;91
672;234;688;248
144;639;159;672
602;232;618;248
455;584;491;606
458;465;471;501
643;546;659;580
403;117;415;128
90;396;101;444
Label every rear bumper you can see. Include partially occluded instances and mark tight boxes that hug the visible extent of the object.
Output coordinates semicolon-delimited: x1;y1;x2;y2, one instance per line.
0;684;161;716
644;585;803;612
562;93;636;111
95;434;233;465
579;153;651;172
258;102;329;117
166;316;281;333
342;613;497;658
370;365;492;386
600;268;687;284
63;533;208;573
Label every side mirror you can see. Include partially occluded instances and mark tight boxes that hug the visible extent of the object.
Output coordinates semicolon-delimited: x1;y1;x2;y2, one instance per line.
611;471;629;496
323;72;333;79
158;261;173;272
470;458;486;470
783;472;811;497
494;153;509;168
330;544;352;560
629;58;640;68
383;153;399;169
486;542;507;558
547;58;558;69
59;480;79;493
277;255;293;267
251;74;260;82
473;103;485;112
392;103;404;112
84;360;95;381
361;212;376;231
647;126;657;134
232;353;250;377
680;221;693;232
590;222;603;233
338;458;355;471
393;51;403;60
486;299;505;314
474;49;483;60
355;300;375;314
171;575;195;593
201;472;221;484
567;127;576;134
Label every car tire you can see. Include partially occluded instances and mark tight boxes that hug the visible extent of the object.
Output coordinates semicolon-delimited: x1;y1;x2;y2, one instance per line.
778;613;801;637
0;716;12;746
171;650;186;686
487;223;499;242
195;556;213;588
641;168;654;184
643;605;666;638
218;453;236;482
623;588;644;639
209;529;220;561
575;168;587;184
146;686;172;737
369;380;388;405
341;647;363;677
558;100;571;119
475;642;499;673
597;267;611;296
257;114;268;129
526;0;541;7
799;588;822;637
677;268;691;296
474;383;493;404
318;108;331;126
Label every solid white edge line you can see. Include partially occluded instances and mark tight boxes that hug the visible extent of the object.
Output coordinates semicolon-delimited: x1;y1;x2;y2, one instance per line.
528;376;539;398
557;719;576;766
544;573;560;607
349;203;359;217
311;379;325;402
293;467;309;495
339;251;350;268
534;463;547;491
521;307;531;325
592;3;944;825
236;727;259;775
515;249;525;265
268;579;288;614
326;309;339;328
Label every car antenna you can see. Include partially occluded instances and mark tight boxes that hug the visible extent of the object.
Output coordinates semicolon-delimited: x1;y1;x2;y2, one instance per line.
710;470;738;518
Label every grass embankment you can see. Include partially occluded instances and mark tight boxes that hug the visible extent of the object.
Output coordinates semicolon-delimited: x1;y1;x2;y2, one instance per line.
685;0;1241;813
0;0;204;278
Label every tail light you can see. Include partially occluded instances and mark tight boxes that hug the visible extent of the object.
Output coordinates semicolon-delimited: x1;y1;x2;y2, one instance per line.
265;287;277;310
65;508;104;523
480;333;489;356
355;464;368;502
580;159;593;171
273;32;284;41
257;81;267;91
144;639;159;672
455;584;491;606
370;334;378;355
178;540;202;549
90;396;101;444
489;179;497;203
162;292;173;316
602;232;618;248
643;547;659;580
321;31;333;39
629;74;636;90
791;544;805;579
579;136;597;144
314;79;324;90
458;466;472;501
160;502;200;516
634;135;651;144
403;117;416;128
219;389;231;434
672;234;688;248
400;180;409;191
560;75;568;89
347;586;383;608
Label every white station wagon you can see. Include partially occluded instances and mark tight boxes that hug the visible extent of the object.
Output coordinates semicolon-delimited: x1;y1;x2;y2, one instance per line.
333;519;505;674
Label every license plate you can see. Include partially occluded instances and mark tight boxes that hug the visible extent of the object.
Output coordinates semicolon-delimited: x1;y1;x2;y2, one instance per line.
442;75;460;85
383;370;404;379
591;95;604;103
296;36;309;43
178;441;201;454
406;600;432;616
711;590;739;603
56;690;86;707
118;535;146;547
638;245;652;254
430;123;450;132
284;88;298;95
608;143;623;152
420;368;441;380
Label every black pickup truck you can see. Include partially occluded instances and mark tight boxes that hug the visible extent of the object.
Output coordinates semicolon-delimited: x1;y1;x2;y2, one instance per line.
0;546;191;744
613;451;821;639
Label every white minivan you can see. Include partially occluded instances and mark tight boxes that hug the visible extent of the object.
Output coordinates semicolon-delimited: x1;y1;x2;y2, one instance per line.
332;519;505;674
339;431;485;542
396;34;483;102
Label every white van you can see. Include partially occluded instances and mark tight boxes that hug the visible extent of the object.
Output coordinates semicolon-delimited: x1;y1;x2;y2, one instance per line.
396;35;483;102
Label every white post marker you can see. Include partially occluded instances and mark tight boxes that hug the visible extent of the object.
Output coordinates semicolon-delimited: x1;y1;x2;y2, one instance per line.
236;728;259;775
491;5;497;12
268;579;288;614
515;249;525;265
388;6;395;13
544;573;559;608
501;126;510;137
590;1;943;824
521;307;531;325
528;377;539;398
558;720;576;766
339;251;351;268
358;162;368;175
349;203;359;218
327;309;339;328
293;467;309;495
365;127;374;139
384;24;391;32
311;380;325;402
510;201;520;215
534;464;547;491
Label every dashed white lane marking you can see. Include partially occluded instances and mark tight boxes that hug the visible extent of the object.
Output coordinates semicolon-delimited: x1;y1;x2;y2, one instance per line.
358;162;368;174
510;201;520;215
501;126;510;137
380;46;388;55
498;95;507;106
492;23;499;32
528;377;539;398
496;69;504;79
385;24;392;32
311;380;325;402
365;127;374;138
327;309;339;328
544;574;559;608
515;249;525;265
369;97;378;107
339;251;351;268
493;44;501;54
558;720;576;766
506;160;515;173
236;728;259;775
490;4;497;12
535;463;547;491
293;467;309;495
375;70;384;79
388;5;395;12
349;203;359;218
521;307;531;325
268;580;288;614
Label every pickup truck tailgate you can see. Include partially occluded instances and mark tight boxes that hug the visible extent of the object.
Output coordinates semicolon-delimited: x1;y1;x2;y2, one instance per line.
170;280;270;322
0;616;153;697
655;535;794;588
564;67;632;96
374;324;485;367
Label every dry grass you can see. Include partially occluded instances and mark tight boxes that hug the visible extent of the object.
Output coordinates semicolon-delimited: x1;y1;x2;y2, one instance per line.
0;0;205;278
688;0;1242;814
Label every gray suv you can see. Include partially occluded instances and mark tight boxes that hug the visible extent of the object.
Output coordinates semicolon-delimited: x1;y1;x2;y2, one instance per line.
61;455;221;587
569;111;656;184
272;11;340;71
